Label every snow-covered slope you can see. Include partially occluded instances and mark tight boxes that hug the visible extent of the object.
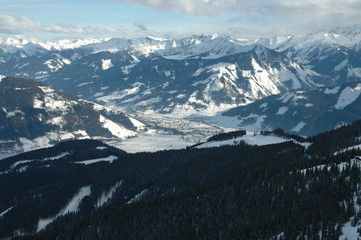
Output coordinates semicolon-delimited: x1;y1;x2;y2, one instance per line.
1;25;360;118
0;77;139;154
218;81;361;136
39;45;322;116
257;25;361;85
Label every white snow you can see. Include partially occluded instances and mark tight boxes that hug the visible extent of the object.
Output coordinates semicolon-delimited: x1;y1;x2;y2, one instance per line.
299;158;361;175
196;133;289;149
44;58;71;72
101;59;113;70
128;117;145;130
33;98;44;108
259;103;268;108
37;186;91;232
1;151;71;175
10;160;33;171
291;121;307;132
96;180;123;208
39;38;106;51
99;115;136;139
18;131;89;152
2;108;24;118
193;68;205;77
334;84;361;110
121;63;137;74
108;134;191;153
238;114;267;132
42;152;70;161
276;106;288;115
0;206;15;218
96;146;108;150
334;60;347;72
77;81;93;87
73;155;118;165
47;116;65;127
340;219;359;240
324;87;340;95
334;144;361;155
127;189;149;204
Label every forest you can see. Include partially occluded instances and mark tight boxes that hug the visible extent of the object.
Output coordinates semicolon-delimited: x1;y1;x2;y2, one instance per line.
3;121;361;239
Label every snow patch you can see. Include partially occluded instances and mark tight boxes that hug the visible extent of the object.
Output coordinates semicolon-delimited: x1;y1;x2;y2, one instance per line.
96;180;123;208
291;121;307;132
259;103;268;108
276;106;288;115
334;144;361;155
101;59;113;70
333;59;347;72
96;146;108;150
196;133;289;149
127;189;149;204
129;117;145;130
334;84;361;110
324;87;340;94
99;115;136;139
77;81;93;87
0;206;15;218
73;155;118;165
36;186;91;232
2;108;24;118
42;151;70;161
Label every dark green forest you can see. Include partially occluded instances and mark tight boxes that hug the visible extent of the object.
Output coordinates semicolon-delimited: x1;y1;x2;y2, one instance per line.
4;121;361;239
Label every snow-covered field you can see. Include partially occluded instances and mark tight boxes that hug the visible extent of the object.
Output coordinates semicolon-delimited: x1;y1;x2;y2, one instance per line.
195;133;289;149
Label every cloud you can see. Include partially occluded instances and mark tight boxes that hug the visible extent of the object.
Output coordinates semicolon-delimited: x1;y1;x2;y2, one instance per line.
103;0;361;17
0;15;124;36
104;0;361;35
111;0;238;16
133;21;148;31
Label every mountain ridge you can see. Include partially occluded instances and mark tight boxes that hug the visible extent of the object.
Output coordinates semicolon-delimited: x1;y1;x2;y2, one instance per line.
0;77;141;154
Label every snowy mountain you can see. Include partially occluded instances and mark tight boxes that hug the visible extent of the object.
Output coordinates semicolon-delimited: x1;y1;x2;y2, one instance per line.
0;25;360;125
0;38;325;116
0;77;141;154
258;25;361;85
218;81;361;136
41;44;322;115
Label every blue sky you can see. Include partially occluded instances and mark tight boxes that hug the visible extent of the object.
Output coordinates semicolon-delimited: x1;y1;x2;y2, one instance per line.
1;0;361;41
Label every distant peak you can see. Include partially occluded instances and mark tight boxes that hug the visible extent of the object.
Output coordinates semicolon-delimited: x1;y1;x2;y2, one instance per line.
146;36;168;41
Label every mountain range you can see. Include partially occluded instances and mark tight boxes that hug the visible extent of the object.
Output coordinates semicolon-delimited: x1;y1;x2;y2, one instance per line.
0;25;361;151
2;25;361;117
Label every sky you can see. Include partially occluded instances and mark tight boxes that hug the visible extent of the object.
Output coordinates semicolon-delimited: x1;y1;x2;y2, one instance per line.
0;0;361;41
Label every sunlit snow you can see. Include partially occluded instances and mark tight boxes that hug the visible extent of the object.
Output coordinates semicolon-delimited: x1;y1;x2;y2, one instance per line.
334;84;361;110
196;132;289;149
99;115;136;139
101;59;113;70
